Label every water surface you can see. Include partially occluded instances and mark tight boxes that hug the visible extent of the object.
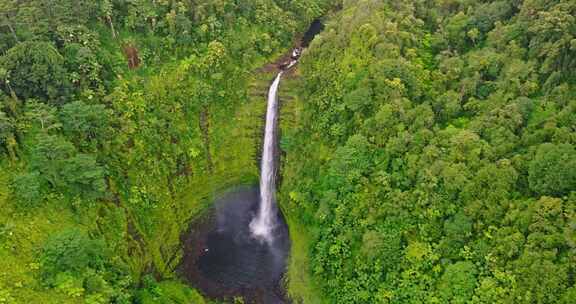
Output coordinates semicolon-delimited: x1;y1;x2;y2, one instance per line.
181;187;290;303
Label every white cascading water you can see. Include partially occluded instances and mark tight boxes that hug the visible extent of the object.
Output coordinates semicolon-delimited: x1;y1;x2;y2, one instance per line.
250;71;285;242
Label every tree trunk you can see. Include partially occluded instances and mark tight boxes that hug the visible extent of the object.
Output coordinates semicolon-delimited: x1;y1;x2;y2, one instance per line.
107;15;117;38
5;20;19;42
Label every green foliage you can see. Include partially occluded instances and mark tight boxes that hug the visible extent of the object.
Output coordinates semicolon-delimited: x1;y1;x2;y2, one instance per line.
60;154;106;200
11;171;46;207
27;134;106;199
62;43;103;89
40;228;133;303
438;262;478;303
0;109;16;158
23;100;62;132
0;110;13;144
0;0;330;302
0;41;72;103
281;0;576;302
529;143;576;196
60;100;110;149
30;134;76;187
135;278;205;304
40;229;106;283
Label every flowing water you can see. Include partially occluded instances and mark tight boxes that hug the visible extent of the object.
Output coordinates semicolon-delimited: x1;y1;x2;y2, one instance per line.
250;72;283;242
248;17;325;242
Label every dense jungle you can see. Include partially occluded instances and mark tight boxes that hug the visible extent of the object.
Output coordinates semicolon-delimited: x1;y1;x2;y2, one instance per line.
0;0;575;303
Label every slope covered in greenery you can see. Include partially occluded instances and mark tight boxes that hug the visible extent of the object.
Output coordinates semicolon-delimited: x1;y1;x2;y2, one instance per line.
0;1;330;303
2;0;575;303
281;0;575;303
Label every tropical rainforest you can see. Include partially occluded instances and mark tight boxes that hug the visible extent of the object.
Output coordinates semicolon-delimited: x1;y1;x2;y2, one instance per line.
0;0;575;303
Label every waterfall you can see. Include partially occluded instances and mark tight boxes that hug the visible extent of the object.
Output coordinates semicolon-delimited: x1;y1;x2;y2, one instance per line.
250;71;284;242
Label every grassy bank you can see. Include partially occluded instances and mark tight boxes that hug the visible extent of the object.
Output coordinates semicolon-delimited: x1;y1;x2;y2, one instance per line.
283;215;325;304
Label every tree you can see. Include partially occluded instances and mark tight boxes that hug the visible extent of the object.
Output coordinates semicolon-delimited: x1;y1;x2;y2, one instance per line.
0;0;20;47
61;154;106;199
511;251;568;304
528;143;576;196
526;1;576;83
60;33;103;89
30;134;75;189
60;100;110;148
444;212;472;242
40;228;132;302
560;286;576;304
438;261;478;303
11;171;46;207
41;229;106;285
0;109;16;159
99;0;117;38
443;11;471;51
23;100;61;131
30;134;105;199
0;41;72;103
25;0;98;34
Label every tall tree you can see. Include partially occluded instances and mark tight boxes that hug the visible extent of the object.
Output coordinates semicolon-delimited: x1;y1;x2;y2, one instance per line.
0;41;72;104
529;143;576;196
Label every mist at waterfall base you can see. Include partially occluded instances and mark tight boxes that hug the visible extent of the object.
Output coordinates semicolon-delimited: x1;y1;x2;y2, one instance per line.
192;187;290;302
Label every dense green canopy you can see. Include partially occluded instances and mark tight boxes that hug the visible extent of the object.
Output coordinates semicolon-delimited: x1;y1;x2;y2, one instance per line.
281;0;575;303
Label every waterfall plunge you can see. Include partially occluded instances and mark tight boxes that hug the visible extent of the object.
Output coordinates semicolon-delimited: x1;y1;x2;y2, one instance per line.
250;71;284;242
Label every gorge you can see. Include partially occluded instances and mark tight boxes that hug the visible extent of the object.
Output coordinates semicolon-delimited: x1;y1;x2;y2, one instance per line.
1;1;575;304
180;44;311;304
